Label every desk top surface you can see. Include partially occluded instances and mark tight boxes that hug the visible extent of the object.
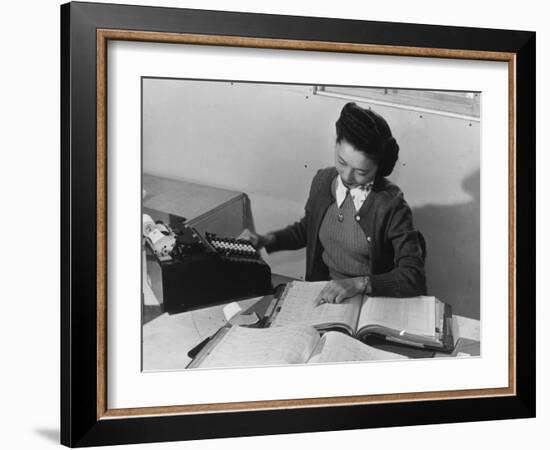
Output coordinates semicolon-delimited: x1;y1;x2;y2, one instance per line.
142;296;480;372
143;174;244;221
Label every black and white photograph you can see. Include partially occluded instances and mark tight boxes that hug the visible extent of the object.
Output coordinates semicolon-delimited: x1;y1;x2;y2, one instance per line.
141;79;481;371
52;0;537;448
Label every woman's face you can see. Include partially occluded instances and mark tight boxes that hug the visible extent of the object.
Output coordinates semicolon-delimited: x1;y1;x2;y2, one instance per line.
335;140;378;188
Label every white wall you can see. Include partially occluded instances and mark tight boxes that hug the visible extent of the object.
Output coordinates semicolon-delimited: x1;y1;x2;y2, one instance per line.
144;79;480;318
1;1;547;450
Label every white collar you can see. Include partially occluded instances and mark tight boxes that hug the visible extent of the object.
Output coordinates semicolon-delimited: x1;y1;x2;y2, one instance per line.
335;176;374;211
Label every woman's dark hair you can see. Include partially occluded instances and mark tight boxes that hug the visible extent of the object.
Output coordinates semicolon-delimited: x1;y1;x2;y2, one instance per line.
335;102;399;177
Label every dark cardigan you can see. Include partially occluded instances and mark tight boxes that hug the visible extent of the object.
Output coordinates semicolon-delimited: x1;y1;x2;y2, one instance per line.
266;167;427;297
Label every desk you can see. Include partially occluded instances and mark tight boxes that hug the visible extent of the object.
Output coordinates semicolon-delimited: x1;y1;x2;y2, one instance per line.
143;173;254;237
142;295;480;371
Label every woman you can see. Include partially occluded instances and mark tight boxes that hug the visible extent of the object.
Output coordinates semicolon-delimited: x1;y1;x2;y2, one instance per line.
239;102;426;304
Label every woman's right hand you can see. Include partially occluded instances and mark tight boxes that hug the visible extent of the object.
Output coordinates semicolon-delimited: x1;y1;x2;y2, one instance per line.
237;229;275;249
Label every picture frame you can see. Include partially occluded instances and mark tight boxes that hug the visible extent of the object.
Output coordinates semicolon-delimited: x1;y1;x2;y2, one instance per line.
60;1;535;447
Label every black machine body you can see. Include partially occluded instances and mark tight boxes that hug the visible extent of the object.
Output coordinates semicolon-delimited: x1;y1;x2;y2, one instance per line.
144;220;272;314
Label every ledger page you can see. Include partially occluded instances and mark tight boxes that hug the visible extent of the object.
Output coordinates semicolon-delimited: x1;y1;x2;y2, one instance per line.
197;324;320;369
309;331;407;364
357;296;436;337
271;281;362;332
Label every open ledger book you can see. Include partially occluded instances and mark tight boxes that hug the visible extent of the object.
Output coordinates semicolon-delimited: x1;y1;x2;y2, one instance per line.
187;324;406;369
267;281;454;352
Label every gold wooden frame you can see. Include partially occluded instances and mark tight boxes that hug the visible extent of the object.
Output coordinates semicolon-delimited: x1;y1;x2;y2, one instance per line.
95;29;517;420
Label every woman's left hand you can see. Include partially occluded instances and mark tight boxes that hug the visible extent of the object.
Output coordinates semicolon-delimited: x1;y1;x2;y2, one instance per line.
314;277;365;306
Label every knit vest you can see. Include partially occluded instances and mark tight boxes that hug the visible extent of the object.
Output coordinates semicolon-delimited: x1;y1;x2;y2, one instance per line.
318;182;371;279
